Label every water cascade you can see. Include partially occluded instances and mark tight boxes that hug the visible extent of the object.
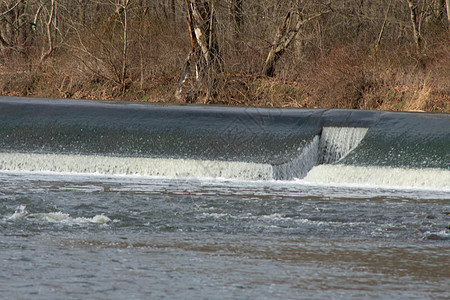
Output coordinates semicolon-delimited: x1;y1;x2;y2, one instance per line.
273;127;368;180
319;127;369;164
0;97;448;189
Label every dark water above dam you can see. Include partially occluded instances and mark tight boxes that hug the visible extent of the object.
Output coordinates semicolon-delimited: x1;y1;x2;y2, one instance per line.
0;97;449;299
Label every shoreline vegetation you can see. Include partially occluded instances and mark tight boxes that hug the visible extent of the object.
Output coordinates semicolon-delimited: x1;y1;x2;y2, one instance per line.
1;1;449;112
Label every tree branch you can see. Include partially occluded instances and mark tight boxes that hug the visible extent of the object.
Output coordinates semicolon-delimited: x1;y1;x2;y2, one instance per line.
32;0;50;30
0;0;24;20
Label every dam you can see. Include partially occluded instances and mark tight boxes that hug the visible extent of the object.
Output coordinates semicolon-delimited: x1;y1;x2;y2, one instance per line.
0;97;448;188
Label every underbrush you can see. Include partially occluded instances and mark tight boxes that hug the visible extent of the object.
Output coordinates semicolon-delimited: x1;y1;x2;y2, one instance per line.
1;40;449;113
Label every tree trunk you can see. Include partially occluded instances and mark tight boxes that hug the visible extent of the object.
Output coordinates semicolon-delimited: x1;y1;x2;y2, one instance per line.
121;0;130;95
375;0;392;49
175;0;222;103
40;0;56;63
170;0;176;23
446;0;450;22
78;0;87;25
406;0;422;52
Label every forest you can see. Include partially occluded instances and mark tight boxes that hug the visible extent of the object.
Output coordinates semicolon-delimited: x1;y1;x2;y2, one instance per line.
0;0;449;112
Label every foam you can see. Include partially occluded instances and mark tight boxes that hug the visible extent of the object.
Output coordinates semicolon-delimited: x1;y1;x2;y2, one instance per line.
31;212;111;224
7;204;28;220
0;152;273;181
4;205;111;224
302;164;450;190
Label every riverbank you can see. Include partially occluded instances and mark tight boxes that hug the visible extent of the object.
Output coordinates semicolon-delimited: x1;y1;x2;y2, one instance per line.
2;28;449;113
1;46;449;113
2;70;449;113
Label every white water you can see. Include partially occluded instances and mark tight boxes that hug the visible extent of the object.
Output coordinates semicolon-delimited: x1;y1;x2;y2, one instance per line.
273;136;319;180
273;127;369;180
1;151;449;190
319;127;369;164
1;126;448;190
302;165;450;190
5;204;111;225
0;152;273;181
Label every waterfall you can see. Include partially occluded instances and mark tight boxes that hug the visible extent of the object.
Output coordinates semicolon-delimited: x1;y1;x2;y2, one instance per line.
0;152;273;181
273;136;320;180
273;127;369;180
0;127;369;181
319;127;369;164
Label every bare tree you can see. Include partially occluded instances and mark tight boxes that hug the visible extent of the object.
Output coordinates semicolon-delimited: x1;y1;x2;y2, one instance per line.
175;0;222;103
0;0;29;54
40;0;57;63
403;0;444;52
375;0;393;49
0;0;23;19
405;0;423;52
117;0;131;94
262;4;330;77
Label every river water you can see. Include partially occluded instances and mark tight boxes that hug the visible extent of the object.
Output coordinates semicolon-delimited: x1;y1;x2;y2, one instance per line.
1;171;449;299
0;97;449;299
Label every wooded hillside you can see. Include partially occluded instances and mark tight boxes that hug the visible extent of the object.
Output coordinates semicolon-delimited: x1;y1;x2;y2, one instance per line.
1;0;449;112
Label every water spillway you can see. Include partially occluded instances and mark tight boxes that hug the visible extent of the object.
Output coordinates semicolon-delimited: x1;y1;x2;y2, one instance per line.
0;96;449;188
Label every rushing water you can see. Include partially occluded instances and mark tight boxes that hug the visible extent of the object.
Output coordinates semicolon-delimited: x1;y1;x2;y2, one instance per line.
1;172;449;299
0;97;449;299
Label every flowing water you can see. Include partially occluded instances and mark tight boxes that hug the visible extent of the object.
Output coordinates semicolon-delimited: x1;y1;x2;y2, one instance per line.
0;97;449;299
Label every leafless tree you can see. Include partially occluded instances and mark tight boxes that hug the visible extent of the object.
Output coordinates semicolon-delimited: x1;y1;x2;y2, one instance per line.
262;3;330;77
175;0;222;103
0;0;29;55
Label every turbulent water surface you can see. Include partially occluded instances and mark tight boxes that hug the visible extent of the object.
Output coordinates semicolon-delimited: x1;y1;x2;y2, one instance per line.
1;171;449;299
